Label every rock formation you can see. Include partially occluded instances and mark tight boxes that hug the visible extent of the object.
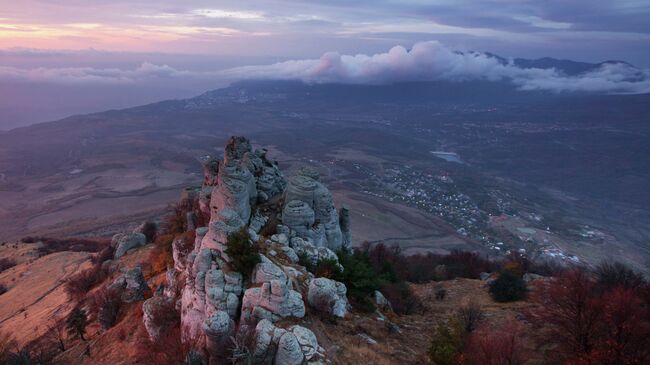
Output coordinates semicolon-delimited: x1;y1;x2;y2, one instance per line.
151;136;351;363
307;277;350;318
112;232;147;259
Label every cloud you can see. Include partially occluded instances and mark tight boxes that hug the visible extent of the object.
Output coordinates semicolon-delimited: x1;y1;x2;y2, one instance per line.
220;41;650;93
0;62;219;84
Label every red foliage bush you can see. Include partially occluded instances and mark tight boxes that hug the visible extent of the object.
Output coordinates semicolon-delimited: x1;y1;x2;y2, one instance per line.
64;262;107;299
529;265;650;364
464;320;529;365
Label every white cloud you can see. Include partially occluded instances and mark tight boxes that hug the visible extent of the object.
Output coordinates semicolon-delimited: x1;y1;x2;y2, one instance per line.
0;62;218;84
220;41;650;93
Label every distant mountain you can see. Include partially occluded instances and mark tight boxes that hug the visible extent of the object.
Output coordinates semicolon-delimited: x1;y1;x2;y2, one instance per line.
482;51;636;76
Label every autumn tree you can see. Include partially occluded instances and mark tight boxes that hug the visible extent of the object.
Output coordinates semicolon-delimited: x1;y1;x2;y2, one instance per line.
66;308;89;341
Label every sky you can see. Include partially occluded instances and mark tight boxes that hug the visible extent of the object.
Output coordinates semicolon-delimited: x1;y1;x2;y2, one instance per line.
1;0;649;129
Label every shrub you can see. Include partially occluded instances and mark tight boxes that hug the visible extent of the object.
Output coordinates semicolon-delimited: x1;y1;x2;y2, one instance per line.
0;258;17;273
90;285;123;329
140;221;158;243
301;255;342;279
335;249;386;311
529;267;603;362
429;321;465;365
456;300;483;333
149;234;175;274
380;282;420;314
225;228;260;280
463;320;529;365
0;284;7;296
91;245;115;265
489;270;528;302
595;260;646;292
435;286;447;301
65;308;88;341
64;263;106;299
32;237;110;256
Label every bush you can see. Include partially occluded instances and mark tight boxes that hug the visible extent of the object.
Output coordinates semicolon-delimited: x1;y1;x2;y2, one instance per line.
0;258;17;273
335;249;386;311
358;243;496;283
429;321;465;365
90;285;123;329
31;237;109;256
595;260;646;292
0;284;7;296
456;300;483;333
149;234;175;274
489;270;528;302
65;308;88;341
64;263;106;299
225;228;260;280
140;221;158;243
530;267;650;363
463;320;529;365
300;255;342;279
380;282;420;314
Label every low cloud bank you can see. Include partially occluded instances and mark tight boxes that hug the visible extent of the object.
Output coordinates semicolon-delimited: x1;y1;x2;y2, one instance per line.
0;62;216;84
221;41;650;94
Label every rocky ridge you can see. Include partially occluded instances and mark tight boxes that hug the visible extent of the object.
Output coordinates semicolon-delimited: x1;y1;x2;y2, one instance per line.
143;136;353;364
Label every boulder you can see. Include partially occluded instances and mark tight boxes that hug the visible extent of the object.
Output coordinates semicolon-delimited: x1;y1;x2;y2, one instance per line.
113;233;147;259
308;277;349;318
142;295;176;341
110;267;150;303
252;256;290;286
373;290;393;312
241;279;305;324
250;320;326;365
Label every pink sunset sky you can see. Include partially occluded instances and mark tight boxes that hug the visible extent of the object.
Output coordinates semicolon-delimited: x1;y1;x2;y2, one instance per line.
1;0;649;129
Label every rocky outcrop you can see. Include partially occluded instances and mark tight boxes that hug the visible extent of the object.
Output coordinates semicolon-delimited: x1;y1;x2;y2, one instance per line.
308;277;349;318
252;320;328;365
241;279;305;324
282;172;347;252
143;295;177;341
113;233;147;259
203;310;234;361
110;267;150;303
167;136;347;363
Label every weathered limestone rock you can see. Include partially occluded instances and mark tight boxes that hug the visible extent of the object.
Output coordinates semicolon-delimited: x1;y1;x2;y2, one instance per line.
282;173;344;251
240;279;305;324
143;295;176;341
290;237;339;268
202;157;220;186
308;277;349;318
252;255;289;287
211;177;251;223
203;311;234;360
373;290;393;312
251;320;327;365
110;267;150;303
113;233;147;259
282;200;316;237
276;331;304;365
297;166;320;181
201;208;244;255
